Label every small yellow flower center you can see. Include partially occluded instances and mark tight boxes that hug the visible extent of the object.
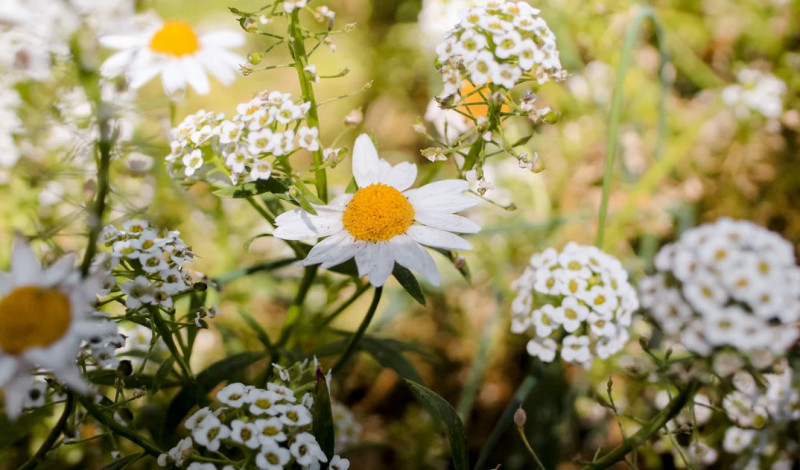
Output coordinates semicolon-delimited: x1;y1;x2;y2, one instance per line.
149;21;200;57
0;286;72;355
342;184;415;242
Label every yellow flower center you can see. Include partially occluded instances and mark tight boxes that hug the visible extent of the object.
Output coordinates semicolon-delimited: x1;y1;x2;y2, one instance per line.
149;21;200;57
342;184;415;242
0;286;72;355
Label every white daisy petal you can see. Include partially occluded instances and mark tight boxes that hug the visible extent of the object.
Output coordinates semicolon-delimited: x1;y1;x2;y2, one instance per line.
404;179;469;201
352;134;382;187
366;243;396;287
381;162;418;191
354;244;379;278
99;50;135;78
391;235;441;286
182;58;210;95
303;231;352;267
99;34;143;49
161;61;187;95
414;211;481;233
406;225;473;251
200;30;246;48
273;210;343;241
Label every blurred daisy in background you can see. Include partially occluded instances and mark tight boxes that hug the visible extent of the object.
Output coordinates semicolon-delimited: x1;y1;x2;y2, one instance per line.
274;134;480;287
0;239;105;419
100;16;245;96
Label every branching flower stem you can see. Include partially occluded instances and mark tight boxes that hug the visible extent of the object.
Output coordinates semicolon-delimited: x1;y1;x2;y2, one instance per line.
582;379;700;469
332;286;383;374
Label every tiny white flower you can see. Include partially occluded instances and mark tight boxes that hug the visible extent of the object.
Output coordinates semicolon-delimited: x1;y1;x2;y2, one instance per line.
217;382;250;408
290;432;328;466
256;439;291;470
230;419;260;449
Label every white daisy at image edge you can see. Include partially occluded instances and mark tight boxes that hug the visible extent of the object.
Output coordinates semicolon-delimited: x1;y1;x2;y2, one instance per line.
0;239;103;419
99;18;245;95
273;134;481;287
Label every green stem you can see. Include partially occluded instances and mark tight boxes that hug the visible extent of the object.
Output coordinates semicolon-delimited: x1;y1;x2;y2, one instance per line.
77;395;163;457
276;266;318;348
582;380;700;470
516;425;547;470
473;374;538;470
319;282;370;327
19;393;75;470
595;6;668;248
332;286;383;375
289;10;327;202
79;104;114;276
148;307;195;383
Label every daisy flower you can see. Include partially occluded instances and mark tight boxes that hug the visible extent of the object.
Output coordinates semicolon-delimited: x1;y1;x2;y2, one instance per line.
100;17;245;95
273;134;480;287
0;239;103;419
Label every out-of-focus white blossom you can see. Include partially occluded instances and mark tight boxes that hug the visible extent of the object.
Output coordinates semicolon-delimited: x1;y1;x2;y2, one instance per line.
722;68;785;120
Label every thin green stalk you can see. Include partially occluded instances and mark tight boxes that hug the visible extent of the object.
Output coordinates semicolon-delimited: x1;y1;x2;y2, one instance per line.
516;425;547;470
213;258;297;285
77;395;163;457
583;380;700;469
289;10;327;202
79;104;114;276
148;306;195;384
332;286;383;374
474;374;537;470
19;393;75;470
319;282;370;327
595;6;669;248
276;266;319;348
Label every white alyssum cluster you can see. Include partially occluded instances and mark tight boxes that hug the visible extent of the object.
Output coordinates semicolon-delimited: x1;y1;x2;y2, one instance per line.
332;401;362;452
167;90;318;185
722;68;786;120
435;0;565;101
158;379;351;469
720;363;800;467
102;220;200;311
511;243;639;367
640;218;800;357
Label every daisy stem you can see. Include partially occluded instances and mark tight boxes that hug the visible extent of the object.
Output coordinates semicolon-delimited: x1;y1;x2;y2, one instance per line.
516;425;547;470
582;379;700;470
77;394;164;458
332;286;383;375
19;392;75;470
289;10;328;203
276;265;319;349
319;281;370;327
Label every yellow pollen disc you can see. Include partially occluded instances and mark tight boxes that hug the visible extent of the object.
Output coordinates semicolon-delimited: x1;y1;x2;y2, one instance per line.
0;286;72;355
149;21;200;57
342;184;415;242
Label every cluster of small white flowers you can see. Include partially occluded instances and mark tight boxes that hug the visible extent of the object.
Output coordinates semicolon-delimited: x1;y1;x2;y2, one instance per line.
511;243;639;367
84;320;126;369
720;363;800;467
435;0;565;100
102;220;199;311
158;377;351;469
167;90;318;185
722;68;786;120
0;86;22;170
640;218;800;357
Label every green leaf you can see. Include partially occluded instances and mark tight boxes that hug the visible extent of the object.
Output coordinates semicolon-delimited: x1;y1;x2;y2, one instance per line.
403;379;469;470
312;368;335;459
164;351;268;434
392;264;425;306
359;336;426;384
98;453;145;470
510;134;533;147
238;309;273;349
0;406;53;448
212;179;288;198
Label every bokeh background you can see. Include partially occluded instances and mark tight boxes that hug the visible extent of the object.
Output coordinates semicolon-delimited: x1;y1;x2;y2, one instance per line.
1;0;799;468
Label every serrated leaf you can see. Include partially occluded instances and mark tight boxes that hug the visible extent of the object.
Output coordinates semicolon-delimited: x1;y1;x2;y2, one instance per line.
392;264;425;306
99;453;145;470
164;352;268;434
404;380;469;470
212;179;288;198
312;369;335;459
